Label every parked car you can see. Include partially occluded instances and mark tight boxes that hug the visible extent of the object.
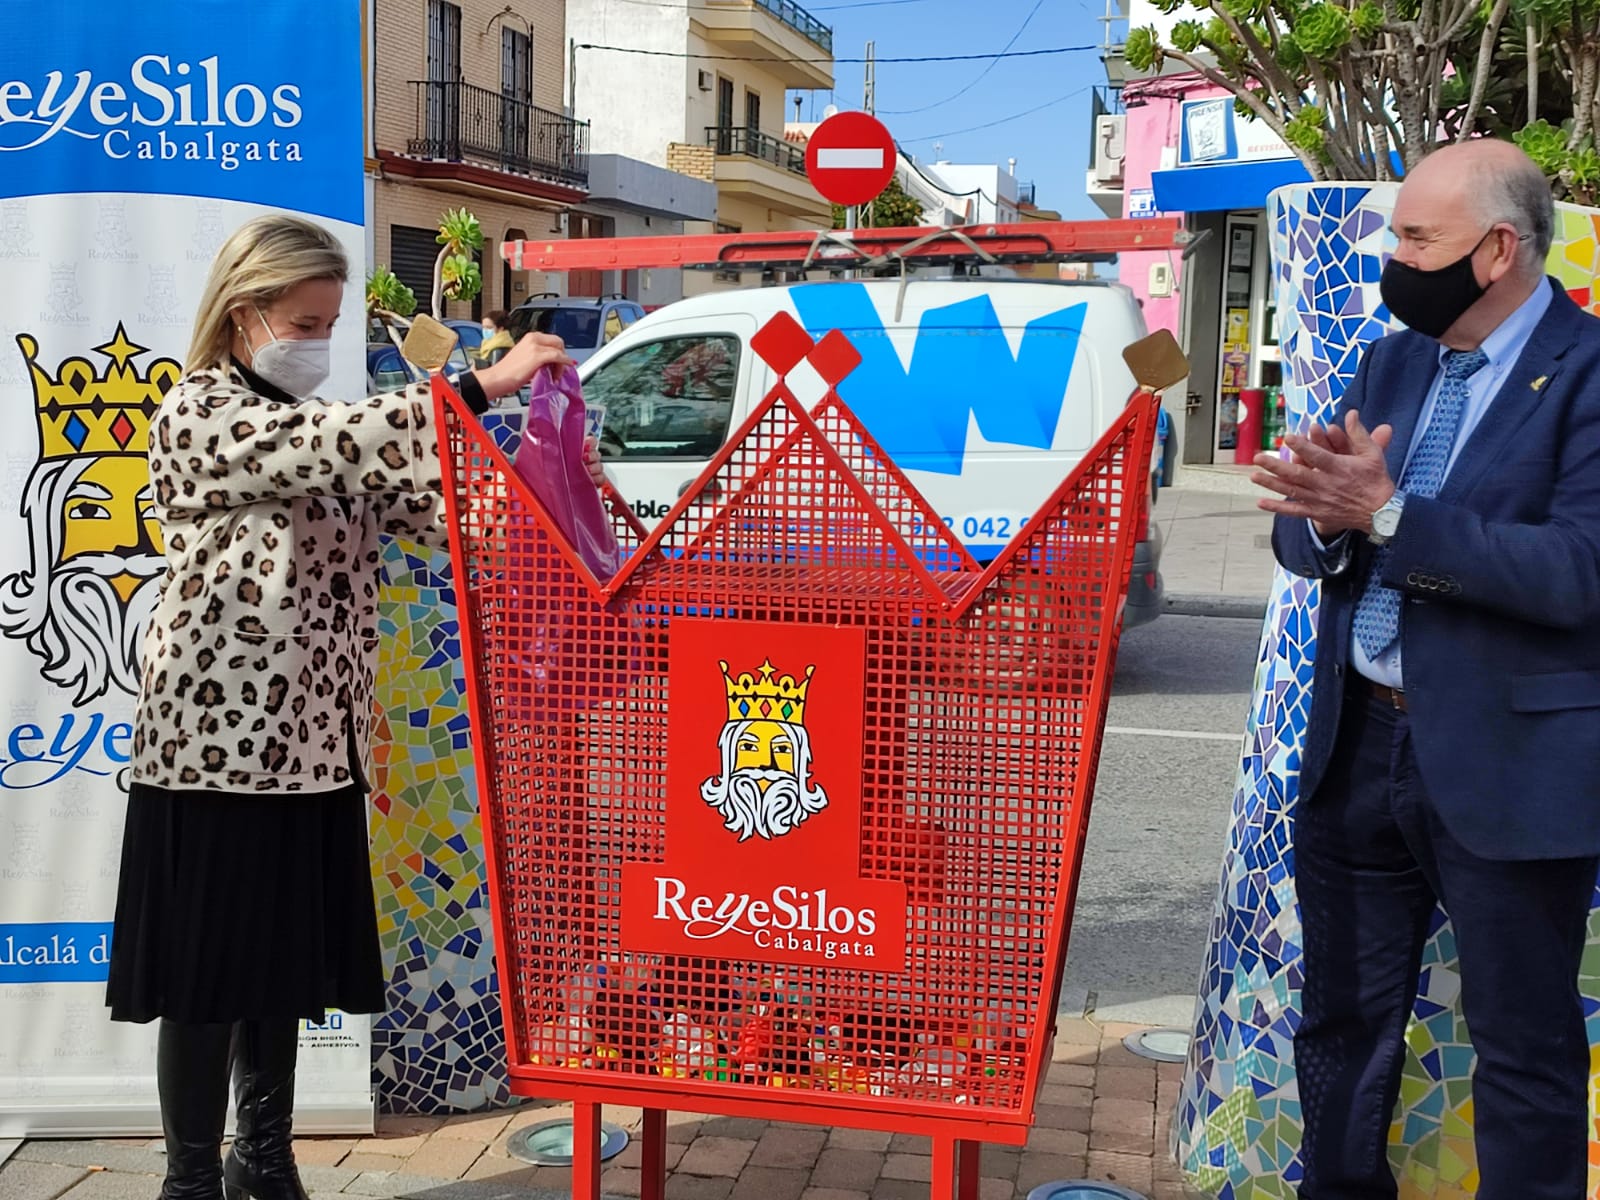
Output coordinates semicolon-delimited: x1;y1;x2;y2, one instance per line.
506;294;647;365
365;340;471;394
443;319;486;363
577;277;1168;626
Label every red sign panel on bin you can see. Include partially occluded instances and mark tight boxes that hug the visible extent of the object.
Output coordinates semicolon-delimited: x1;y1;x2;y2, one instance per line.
622;618;907;972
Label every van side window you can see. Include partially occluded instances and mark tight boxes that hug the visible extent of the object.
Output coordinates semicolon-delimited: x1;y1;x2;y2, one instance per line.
583;334;740;460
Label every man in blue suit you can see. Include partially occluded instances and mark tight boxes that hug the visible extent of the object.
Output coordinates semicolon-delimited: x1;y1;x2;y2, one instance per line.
1254;138;1600;1199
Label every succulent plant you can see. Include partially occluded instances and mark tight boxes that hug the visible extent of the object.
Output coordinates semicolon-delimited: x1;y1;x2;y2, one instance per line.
1172;19;1206;52
365;267;417;320
1294;3;1353;56
1125;25;1162;72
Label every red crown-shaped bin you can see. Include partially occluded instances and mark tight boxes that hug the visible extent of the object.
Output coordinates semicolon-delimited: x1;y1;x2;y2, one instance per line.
434;311;1159;1200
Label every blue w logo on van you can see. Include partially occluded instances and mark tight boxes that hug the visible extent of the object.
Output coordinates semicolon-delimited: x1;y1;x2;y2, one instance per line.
790;284;1086;476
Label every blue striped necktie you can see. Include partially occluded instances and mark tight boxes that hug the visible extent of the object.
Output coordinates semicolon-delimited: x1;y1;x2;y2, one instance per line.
1350;347;1488;660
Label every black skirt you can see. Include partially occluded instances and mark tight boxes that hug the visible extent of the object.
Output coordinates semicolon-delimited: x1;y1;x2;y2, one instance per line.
106;781;385;1024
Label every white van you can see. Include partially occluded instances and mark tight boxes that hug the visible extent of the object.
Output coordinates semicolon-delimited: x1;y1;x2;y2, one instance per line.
577;277;1166;625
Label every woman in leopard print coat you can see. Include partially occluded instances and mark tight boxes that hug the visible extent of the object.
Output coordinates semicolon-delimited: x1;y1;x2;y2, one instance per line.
105;215;595;1200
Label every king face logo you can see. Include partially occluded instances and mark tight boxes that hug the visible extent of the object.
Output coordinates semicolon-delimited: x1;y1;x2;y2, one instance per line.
190;200;226;262
0;326;178;706
41;263;87;326
140;265;183;326
623;619;906;971
0;199;36;260
90;198;136;262
701;659;827;842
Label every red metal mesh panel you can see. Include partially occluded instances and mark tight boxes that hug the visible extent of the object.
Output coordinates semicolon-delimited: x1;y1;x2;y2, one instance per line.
436;321;1156;1133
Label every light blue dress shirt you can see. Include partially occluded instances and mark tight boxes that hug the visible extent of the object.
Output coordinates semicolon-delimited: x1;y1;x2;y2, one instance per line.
1315;279;1553;688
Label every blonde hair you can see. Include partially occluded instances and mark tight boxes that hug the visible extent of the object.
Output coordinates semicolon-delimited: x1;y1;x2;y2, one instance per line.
185;214;349;371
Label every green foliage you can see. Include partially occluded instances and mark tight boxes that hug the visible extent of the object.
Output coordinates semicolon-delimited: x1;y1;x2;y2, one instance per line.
1171;19;1206;52
1515;118;1570;174
1125;25;1162;72
1277;33;1306;73
436;208;483;255
1284;105;1330;159
365;267;416;319
830;176;926;230
439;254;482;304
1567;144;1600;192
869;176;925;228
1294;3;1353;56
1221;0;1264;21
1351;2;1384;38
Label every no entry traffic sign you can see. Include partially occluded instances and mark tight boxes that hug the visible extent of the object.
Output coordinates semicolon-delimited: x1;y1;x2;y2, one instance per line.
804;111;897;208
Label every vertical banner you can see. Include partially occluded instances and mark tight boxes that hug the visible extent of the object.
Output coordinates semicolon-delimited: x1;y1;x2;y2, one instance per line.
0;3;372;1134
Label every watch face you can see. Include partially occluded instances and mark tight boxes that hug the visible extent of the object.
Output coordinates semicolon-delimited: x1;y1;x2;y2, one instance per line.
1373;506;1401;537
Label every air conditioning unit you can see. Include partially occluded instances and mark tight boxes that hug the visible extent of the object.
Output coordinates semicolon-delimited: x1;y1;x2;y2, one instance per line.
1094;114;1126;185
698;70;713;91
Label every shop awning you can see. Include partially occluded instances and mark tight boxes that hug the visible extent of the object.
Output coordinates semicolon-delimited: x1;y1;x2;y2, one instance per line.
1151;157;1312;213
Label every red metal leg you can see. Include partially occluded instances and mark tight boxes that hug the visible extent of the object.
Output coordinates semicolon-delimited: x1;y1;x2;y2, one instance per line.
641;1108;667;1200
931;1136;957;1200
570;1101;601;1200
956;1139;981;1200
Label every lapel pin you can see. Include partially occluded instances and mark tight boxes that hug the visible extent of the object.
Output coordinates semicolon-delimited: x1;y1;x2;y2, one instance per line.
1531;375;1548;391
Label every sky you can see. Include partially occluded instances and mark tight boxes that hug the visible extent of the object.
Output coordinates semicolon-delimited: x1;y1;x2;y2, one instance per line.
793;0;1115;222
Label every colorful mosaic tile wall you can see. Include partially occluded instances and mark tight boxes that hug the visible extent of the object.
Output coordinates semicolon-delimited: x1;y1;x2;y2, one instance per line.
1174;185;1600;1198
368;411;523;1113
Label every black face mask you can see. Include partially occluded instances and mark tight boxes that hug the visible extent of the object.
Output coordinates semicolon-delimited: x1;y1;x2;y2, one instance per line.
1379;230;1493;339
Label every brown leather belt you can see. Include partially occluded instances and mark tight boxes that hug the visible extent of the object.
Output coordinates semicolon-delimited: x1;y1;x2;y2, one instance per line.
1353;677;1407;712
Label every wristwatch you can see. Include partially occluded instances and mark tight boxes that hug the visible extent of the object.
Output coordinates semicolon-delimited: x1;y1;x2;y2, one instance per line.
1369;491;1406;545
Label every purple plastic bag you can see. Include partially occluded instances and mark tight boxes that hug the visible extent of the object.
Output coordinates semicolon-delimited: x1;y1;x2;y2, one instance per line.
512;364;623;581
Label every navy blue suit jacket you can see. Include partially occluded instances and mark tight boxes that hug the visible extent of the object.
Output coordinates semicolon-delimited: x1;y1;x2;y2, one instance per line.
1275;280;1600;861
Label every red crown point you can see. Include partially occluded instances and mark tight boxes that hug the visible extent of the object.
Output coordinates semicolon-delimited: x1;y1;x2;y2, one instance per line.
751;310;816;376
807;329;863;388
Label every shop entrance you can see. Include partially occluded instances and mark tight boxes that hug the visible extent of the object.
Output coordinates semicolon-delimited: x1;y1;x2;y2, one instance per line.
1211;212;1280;460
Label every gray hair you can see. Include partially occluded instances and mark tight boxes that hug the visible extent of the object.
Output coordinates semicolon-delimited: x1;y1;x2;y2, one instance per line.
1476;154;1555;271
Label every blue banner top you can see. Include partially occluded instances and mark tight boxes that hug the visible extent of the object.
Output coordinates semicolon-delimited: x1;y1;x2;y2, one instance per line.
0;1;362;225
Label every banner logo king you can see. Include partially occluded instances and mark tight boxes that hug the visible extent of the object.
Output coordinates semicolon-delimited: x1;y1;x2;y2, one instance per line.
0;326;178;703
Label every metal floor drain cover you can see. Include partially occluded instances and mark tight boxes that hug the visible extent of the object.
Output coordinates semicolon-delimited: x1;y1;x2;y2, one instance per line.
1122;1025;1191;1063
1026;1183;1151;1200
505;1118;629;1166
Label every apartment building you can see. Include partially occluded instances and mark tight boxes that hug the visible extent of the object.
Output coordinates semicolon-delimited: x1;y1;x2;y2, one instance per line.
566;0;836;267
368;0;591;317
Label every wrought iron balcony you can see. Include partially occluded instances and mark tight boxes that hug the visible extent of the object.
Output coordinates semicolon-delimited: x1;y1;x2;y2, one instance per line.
706;126;807;176
752;0;832;53
409;80;589;189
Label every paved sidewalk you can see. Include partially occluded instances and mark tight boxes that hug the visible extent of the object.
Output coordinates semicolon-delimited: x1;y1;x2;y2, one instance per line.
1155;466;1277;612
2;1018;1204;1200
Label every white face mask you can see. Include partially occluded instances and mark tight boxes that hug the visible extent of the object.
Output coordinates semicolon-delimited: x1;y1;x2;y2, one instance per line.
244;307;331;397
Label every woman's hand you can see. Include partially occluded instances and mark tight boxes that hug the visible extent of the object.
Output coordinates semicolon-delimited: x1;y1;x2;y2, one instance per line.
584;437;606;488
475;333;572;400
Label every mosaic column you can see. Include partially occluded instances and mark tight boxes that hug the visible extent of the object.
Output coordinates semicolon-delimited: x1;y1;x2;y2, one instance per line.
367;412;525;1113
1172;184;1600;1198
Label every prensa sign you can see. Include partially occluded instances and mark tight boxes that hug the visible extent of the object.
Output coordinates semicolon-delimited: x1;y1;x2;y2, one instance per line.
622;619;907;971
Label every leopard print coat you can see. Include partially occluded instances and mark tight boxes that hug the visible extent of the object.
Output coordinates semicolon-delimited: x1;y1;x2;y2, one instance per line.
131;362;452;793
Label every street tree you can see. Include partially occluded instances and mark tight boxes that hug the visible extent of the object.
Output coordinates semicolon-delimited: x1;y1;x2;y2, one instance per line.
832;176;925;229
1124;0;1513;180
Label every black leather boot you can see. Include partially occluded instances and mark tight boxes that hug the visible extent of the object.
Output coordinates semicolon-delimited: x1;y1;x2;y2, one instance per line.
222;1019;309;1200
157;1019;233;1200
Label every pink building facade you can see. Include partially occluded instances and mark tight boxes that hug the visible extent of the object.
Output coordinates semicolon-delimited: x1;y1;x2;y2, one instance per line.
1104;72;1310;465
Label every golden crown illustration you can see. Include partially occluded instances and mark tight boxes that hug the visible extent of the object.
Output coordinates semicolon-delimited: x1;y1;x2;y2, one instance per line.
722;659;815;725
18;324;182;460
